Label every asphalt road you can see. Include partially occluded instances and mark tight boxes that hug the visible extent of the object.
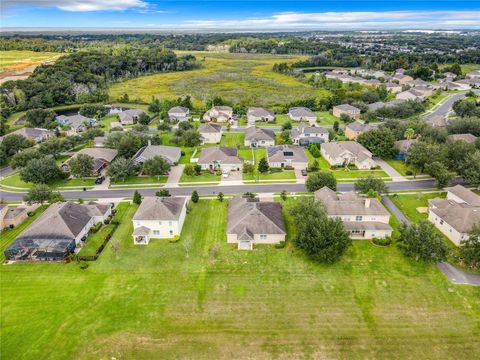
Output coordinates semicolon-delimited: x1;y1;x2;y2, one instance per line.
423;90;479;121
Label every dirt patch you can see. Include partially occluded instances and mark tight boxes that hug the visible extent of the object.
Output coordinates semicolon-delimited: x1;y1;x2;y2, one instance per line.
416;207;429;213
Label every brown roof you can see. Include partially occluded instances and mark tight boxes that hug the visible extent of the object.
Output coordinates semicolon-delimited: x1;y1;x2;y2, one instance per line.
133;197;187;221
198;146;243;165
446;185;480;206
245;126;275;142
447;134;478;143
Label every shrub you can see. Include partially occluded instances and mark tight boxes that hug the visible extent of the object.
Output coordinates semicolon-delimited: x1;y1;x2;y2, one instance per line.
27;211;36;217
169;235;180;243
90;222;103;234
372;237;392;246
275;241;286;249
79;261;89;270
283;165;294;170
406;170;413;176
308;143;321;158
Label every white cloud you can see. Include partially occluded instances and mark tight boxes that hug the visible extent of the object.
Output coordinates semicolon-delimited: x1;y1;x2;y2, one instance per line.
2;0;147;12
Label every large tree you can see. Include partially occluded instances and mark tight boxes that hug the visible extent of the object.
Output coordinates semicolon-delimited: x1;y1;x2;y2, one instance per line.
0;134;34;158
10;148;43;169
258;157;270;173
105;131;149;158
406;142;447;174
306;171;337;192
25;108;57;128
106;158;136;182
397;221;448;262
354;176;388;194
23;184;63;205
20;157;62;184
142;156;171;181
39;137;72;159
290;198;351;263
460;226;480;271
424;161;455;189
69;154;94;179
462;151;480;186
357;127;397;158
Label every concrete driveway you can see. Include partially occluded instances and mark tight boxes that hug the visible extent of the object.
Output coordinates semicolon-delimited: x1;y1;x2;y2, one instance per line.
374;157;405;181
221;170;243;183
167;165;185;186
294;168;307;183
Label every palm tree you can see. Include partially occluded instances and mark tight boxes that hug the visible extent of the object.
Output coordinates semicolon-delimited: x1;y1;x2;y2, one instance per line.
404;127;415;140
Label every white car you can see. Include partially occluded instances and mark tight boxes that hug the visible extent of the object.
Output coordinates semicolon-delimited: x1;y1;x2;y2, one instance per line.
222;170;230;178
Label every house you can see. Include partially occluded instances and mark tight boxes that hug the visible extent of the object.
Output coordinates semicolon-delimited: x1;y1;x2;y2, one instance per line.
443;72;457;80
344;121;375;140
412;85;434;97
321;141;376;169
407;78;430;87
291;125;329;145
93;136;106;147
315;187;393;239
447;133;478;144
56;114;96;135
246;107;275;123
227;196;286;250
332;104;361;120
244;126;275;147
451;79;476;90
467;70;480;79
385;82;402;93
110;121;124;130
0;204;28;230
429;115;448;127
118;109;145;125
132;196;188;244
197;146;243;171
61;148;118;175
266;145;308;169
0;127;53;143
367;99;405;112
394;139;418;160
133;145;182;165
393;74;413;84
168;106;190;122
203;106;233;123
288;107;317;122
395;68;406;75
4;202;111;261
428;185;480;246
396;89;425;101
198;123;222;144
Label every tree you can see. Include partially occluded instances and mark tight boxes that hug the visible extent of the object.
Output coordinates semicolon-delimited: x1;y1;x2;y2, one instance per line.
404;127;415;140
447;117;480;137
0;134;34;158
79;104;108;118
133;190;142;205
290;198;351;263
258;157;270;173
217;192;224;202
354;176;388;194
190;190;199;203
424;161;455;189
397;221;448;262
69;154;94;179
462;151;480;186
148;98;161;114
39;137;71;159
156;189;171;197
106;158;136;182
282;121;292;130
339;113;352;123
105;132;148;158
446;139;475;174
278;130;291;144
242;162;254;174
333;121;339;133
20;157;62;184
280;190;288;201
137;113;151;125
142;156;171;181
23;184;53;205
406;142;446;174
184;164;196;176
25;108;56;127
460;226;480;271
182;129;202;147
308;159;319;172
357;127;397;158
10;148;43;168
306;171;336;192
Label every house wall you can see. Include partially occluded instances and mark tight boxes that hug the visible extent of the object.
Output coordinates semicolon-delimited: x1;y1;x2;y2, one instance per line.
227;233;285;244
244;139;275;147
428;210;465;246
332;108;360;120
289;114;317;122
345;128;361;140
268;160;308;169
294;133;329;144
2;209;28;229
201;132;222;144
133;220;181;239
351;229;393;239
247;115;275;122
336;214;390;224
321;148;342;166
199;162;242;171
355;158;376;169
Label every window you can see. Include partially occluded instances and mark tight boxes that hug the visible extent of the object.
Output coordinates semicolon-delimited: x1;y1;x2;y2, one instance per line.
169;230;173;236
158;221;162;225
169;221;172;227
260;234;267;240
440;220;444;225
153;230;160;236
351;230;363;234
355;216;363;221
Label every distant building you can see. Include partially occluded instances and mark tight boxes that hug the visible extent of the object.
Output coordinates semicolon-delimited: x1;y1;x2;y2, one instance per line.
394;139;418;160
244;126;275;147
203;106;233;123
332;104;361;120
288;107;317;122
392;74;413;85
291;125;329;145
321;141;376;169
133;145;182;165
266;145;308;169
56;114;96;135
344;121;375;140
198;123;222;144
168;106;190;122
0;127;53;143
429;115;448;128
246;107;275;122
385;82;402;93
118;109;145;125
396;89;425;101
447;133;478;144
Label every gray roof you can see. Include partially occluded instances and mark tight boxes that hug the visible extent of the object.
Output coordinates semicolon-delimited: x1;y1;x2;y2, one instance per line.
447;134;478;143
334;104;361;113
247;107;274;118
13;202;110;242
395;139;418;153
168;106;189;115
446;185;480;206
133;226;151;236
119;109;144;123
245;126;275;142
429;198;480;233
198;146;243;164
0;127;52;141
56;114;93;128
227;197;286;236
133;197;187;221
198;123;222;134
291;125;328;139
429;115;448;127
346;121;375;133
133;145;182;164
3;206;27;220
288;107;316;118
72;148;118;163
266;145;308;163
321;141;372;162
315;187;391;217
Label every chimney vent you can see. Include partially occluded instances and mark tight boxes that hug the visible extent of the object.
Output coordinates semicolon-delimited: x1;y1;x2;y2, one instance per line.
365;198;371;208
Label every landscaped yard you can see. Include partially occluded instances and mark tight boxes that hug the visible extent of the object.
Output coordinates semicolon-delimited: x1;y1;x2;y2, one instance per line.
218;132;244;147
1;199;479;359
384;158;416;177
179;169;220;184
243;168;296;182
0;172;96;189
389;192;446;223
78;224;115;257
316;111;338;126
110;175;167;186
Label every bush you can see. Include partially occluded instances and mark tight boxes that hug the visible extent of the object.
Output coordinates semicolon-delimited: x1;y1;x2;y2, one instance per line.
406;170;413;176
89;222;103;234
27;211;36;217
79;261;89;270
169;235;180;243
308;143;321;158
275;241;286;249
372;237;392;246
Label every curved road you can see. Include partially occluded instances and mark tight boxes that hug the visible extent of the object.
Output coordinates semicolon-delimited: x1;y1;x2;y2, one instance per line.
423;90;479;121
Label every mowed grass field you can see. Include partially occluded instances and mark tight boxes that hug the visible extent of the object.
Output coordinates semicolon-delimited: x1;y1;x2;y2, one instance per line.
0;50;62;71
109;51;330;107
1;199;480;359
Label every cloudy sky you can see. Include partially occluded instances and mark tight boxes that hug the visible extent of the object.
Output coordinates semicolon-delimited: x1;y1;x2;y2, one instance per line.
2;0;480;30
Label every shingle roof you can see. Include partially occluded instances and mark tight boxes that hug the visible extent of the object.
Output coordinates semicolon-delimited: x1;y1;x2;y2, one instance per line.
133;197;187;221
57;114;93;128
321;141;372;161
395;139;418;153
198;146;243;164
168;106;189;115
291;125;328;139
72;148;118;163
429;198;480;233
245;126;275;142
227;197;286;236
346;121;375;133
247;107;275;118
119;109;144;123
334;104;361;113
447;133;478;143
266;145;308;163
133;145;182;164
446;185;480;206
288;107;316;118
198;123;222;134
1;127;52;141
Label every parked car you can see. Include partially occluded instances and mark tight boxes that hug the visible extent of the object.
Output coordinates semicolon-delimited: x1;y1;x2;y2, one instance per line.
95;176;105;184
301;169;308;176
222;170;230;178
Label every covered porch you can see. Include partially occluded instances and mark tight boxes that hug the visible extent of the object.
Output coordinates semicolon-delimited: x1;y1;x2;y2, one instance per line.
133;226;151;245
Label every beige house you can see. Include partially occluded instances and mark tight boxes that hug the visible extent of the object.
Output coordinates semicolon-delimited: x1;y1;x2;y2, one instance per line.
321;141;376;169
266;145;308;169
227;196;286;250
118;109;145;125
198;123;222;144
396;89;425;101
132;196;188;244
61;148;118;175
246;107;275;122
344;121;375;140
0;204;28;230
168;106;190;122
315;187;393;239
429;115;448;127
428;185;480;246
447;133;478;144
393;74;413;84
197;146;243;171
332;104;361;120
244;126;275;147
288;107;317;122
291;125;329;145
0;127;53;143
385;82;402;93
133;145;182;165
203;106;233;123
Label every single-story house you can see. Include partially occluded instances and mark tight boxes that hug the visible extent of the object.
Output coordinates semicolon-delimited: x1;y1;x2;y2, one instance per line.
332;104;361;120
56;114;97;135
412;85;434;97
447;133;478;144
227;196;286;250
291;125;329;145
367;99;405;112
4;202;111;261
246;107;275;122
168;106;190;122
443;72;457;80
203;106;233;123
407;78;430;87
385;82;402;93
0;127;53;143
266;145;308;169
288;107;317;122
394;139;418;160
344;121;375;140
132;196;188;244
315;187;393;239
393;74;413;84
428;185;480;246
452;79;477;90
429;115;448;127
198;123;223;144
0;204;28;230
467;70;480;79
93;136;106;147
61;148;118;175
133;145;182;165
197;146;244;171
396;89;425;101
321;141;376;169
244;126;275;147
118;109;145;125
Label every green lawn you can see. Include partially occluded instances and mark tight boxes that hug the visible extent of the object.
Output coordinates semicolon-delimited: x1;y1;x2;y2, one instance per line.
110;175;167;185
243;169;296;181
0;172;95;189
98;114;119;130
179;170;220;183
1;199;479;359
389;192;446;223
218;132;244;147
384;159;414;176
316;111;338;125
78;224;115;257
237;148;253;161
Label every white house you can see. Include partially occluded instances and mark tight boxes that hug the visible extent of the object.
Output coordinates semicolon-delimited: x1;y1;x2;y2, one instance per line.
198;123;223;144
266;145;308;169
168;106;190;122
244;126;275;147
246;107;275;123
197;146;243;171
288;107;317;122
203;106;233;123
291;125;329;145
132;197;188;244
321;141;376;169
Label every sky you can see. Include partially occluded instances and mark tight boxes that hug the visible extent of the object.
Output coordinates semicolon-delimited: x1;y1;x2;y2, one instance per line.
1;1;480;30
